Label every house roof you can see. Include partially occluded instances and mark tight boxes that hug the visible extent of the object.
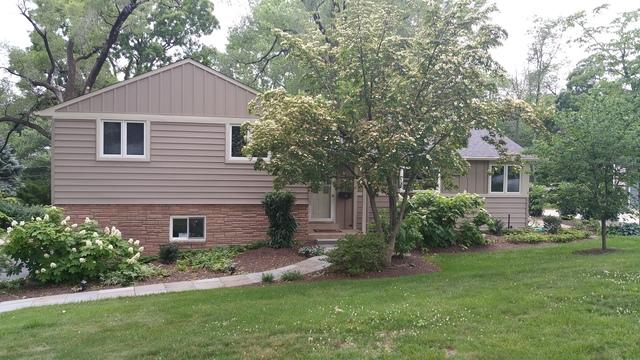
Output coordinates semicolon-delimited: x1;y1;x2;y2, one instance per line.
460;129;535;160
36;58;259;118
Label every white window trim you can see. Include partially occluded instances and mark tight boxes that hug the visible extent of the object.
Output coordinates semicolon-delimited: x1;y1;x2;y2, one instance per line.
488;164;522;195
169;216;206;242
96;119;150;161
225;122;270;164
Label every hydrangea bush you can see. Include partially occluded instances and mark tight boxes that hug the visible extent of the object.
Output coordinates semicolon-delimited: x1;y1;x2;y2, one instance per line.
0;206;145;283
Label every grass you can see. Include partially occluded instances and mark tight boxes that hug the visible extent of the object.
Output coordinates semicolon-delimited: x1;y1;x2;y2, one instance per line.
2;237;640;359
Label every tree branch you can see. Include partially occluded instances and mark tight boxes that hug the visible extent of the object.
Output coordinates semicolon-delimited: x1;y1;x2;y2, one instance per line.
1;67;64;102
18;1;57;84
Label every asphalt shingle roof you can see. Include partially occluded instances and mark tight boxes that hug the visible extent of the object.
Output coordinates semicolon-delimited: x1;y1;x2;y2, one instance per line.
459;129;534;160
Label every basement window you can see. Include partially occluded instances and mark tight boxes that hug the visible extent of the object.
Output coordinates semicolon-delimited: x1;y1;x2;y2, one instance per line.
170;216;206;242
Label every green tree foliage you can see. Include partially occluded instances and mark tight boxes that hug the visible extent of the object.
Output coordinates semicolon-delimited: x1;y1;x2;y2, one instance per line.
535;85;640;250
244;0;537;262
0;144;23;195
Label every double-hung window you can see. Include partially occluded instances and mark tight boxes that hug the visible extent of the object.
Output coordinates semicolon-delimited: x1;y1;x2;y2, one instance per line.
99;120;148;160
490;165;521;194
226;123;268;162
170;216;206;242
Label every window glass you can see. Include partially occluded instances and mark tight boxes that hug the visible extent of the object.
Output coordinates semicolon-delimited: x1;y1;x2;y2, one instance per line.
126;122;144;155
103;122;121;155
188;217;205;239
507;166;520;192
231;125;245;158
490;166;505;192
172;218;188;239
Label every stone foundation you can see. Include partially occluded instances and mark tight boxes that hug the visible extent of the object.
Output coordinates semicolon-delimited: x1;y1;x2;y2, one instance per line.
60;204;309;254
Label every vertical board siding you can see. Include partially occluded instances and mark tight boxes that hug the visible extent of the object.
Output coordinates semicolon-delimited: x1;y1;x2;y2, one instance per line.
53;119;308;205
443;160;489;194
58;62;256;118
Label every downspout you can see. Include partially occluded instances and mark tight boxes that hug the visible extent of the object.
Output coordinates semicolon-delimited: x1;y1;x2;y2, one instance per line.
352;179;358;231
362;187;368;233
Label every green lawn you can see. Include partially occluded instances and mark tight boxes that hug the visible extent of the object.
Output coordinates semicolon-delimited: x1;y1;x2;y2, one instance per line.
2;237;640;359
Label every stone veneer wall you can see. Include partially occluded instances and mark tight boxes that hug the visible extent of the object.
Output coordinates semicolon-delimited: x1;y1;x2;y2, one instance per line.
60;204;309;253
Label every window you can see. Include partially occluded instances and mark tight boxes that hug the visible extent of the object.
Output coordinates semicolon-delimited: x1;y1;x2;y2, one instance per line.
490;165;520;193
226;123;268;162
170;216;205;242
99;120;147;159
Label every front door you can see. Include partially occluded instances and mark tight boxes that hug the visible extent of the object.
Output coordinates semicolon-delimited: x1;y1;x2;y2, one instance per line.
309;182;335;221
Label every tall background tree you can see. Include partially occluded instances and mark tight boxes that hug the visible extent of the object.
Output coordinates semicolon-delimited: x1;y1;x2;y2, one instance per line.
243;0;537;261
0;0;218;204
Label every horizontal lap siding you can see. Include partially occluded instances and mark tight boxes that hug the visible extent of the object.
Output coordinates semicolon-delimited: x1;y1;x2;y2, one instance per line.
484;196;528;228
53;119;308;205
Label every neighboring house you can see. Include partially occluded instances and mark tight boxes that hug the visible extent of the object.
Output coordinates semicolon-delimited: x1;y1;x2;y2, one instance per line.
37;59;532;252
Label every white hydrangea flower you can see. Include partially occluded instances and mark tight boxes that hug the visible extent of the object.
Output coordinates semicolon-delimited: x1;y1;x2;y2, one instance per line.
50;262;57;268
0;239;4;246
44;253;50;258
95;239;103;246
92;232;99;237
19;221;24;226
128;247;134;254
71;224;78;229
51;205;57;209
113;229;121;238
104;226;110;234
133;252;141;260
36;217;42;222
84;217;92;224
134;240;140;246
43;214;50;221
138;246;144;252
85;240;93;247
65;227;71;232
6;227;12;234
79;230;86;235
64;216;70;222
40;268;46;273
11;220;17;227
35;269;40;274
79;257;86;263
128;238;134;244
71;247;77;252
108;244;114;250
61;220;67;226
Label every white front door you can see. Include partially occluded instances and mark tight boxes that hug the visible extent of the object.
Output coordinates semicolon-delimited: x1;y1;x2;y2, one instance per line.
309;182;335;221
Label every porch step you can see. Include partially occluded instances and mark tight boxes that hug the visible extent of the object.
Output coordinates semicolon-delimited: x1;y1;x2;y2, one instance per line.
309;232;344;241
315;238;338;250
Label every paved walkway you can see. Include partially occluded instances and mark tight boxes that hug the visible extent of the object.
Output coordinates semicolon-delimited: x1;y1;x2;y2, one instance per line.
0;256;329;314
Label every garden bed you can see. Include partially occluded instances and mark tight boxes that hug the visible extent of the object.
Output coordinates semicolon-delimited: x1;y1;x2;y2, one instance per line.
306;251;439;281
0;246;305;302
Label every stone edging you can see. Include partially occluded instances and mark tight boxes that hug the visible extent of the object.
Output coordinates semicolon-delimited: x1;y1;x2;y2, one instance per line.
0;256;329;314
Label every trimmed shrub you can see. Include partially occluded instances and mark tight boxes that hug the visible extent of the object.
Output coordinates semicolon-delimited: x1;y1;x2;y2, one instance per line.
261;272;274;283
0;201;45;226
543;215;562;234
0;206;146;284
281;270;303;281
529;185;547;217
158;243;180;264
263;191;298;248
608;223;640;236
327;233;387;275
394;215;422;256
456;220;486;247
407;190;486;248
298;245;324;258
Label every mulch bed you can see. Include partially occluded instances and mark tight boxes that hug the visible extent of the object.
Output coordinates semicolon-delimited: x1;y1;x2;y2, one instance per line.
0;247;305;302
306;251;439;282
234;247;305;273
573;248;620;255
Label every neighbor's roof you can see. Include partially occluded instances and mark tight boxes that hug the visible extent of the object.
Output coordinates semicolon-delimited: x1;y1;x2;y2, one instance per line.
459;129;535;160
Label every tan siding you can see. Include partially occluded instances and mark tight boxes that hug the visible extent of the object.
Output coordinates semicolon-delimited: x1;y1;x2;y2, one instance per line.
57;62;256;118
443;160;489;194
484;196;528;228
52;119;307;205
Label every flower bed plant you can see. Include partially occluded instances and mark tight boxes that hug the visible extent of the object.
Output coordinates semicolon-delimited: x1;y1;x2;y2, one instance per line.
506;228;590;244
176;247;241;273
0;206;148;284
607;223;640;236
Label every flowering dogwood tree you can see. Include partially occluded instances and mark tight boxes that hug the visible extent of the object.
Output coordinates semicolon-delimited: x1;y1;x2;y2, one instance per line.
243;0;537;262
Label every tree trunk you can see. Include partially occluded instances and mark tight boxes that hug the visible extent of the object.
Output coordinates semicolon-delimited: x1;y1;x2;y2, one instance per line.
601;218;607;250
